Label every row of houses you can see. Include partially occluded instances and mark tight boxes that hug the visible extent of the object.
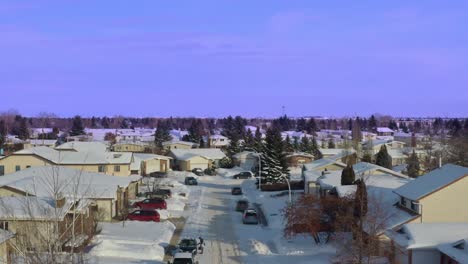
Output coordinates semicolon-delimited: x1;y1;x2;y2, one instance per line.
301;152;468;263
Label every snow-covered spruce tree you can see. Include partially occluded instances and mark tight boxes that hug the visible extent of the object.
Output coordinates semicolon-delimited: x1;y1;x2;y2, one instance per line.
311;137;323;160
406;150;421;178
243;128;255;149
375;144;392;169
154;120;172;153
283;135;294;153
260;127;289;184
253;126;263;152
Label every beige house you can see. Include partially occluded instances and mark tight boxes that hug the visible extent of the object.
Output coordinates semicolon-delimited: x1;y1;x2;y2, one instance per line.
23;139;57;149
0;196;94;253
0;229;14;264
302;158;347;195
162;140;196;151
169;148;226;171
393;164;468;224
112;142;149;153
0;146;133;176
0;166;140;221
130;153;172;175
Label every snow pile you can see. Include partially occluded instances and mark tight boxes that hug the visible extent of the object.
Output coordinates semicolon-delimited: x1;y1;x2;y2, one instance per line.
157;209;170;220
89;221;175;261
250;239;273;255
166;197;186;212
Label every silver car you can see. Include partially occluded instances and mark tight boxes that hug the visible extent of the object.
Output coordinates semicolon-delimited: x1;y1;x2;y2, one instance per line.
242;208;259;225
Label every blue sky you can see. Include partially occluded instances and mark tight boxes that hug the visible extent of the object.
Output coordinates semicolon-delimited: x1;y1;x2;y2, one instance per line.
1;0;467;117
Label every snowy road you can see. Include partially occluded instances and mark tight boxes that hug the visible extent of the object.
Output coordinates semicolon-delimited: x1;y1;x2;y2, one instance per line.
182;178;243;264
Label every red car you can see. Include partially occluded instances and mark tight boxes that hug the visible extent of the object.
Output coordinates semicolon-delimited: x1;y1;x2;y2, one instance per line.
133;198;167;210
127;210;160;222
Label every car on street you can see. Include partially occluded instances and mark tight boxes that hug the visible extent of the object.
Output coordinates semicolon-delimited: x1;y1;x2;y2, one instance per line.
235;199;249;212
145;188;172;199
170;252;198;264
177;238;198;255
231;187;242;195
126;210;160;222
191;168;204;176
233;171;253;179
133;198;167;210
242;208;259;225
184;176;198;185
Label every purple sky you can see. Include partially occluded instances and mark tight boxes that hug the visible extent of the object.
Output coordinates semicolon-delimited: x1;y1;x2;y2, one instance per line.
1;0;467;118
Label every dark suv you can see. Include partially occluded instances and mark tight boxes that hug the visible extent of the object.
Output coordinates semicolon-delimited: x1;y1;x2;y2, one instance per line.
231;187;242;195
185;176;198;185
233;171;253;179
191;168;204;176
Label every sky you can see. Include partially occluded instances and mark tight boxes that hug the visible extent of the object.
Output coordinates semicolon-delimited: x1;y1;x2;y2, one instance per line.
1;0;467;118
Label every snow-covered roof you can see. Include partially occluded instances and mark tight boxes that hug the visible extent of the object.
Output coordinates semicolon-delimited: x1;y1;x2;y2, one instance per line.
0;196;76;221
232;151;259;158
28;139;57;145
387;149;406;159
387;223;468;250
170;148;226;161
303;170;322;183
285;152;314;158
56;141;108;152
394;164;468;200
377;127;394;133
0;166;141;199
303;158;346;171
438;239;468;263
320;148;349;156
162;140;195;147
15;146;133;165
131;153;172;171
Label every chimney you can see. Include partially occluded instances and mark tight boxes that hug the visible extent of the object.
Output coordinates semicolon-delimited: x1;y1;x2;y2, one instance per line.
55;196;66;208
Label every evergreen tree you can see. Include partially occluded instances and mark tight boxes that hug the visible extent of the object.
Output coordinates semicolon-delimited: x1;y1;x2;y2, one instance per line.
91;116;98;128
411;133;417;148
369;115;377;132
70;115;85;136
406;150;421;178
353;179;368;263
328;138;335;149
306;118;318;134
254;127;263;152
260;127;289;183
226;134;241;157
154;120;173;152
102;116;110;128
243;128;255;149
361;152;372;163
283;135;294;153
185;119;204;144
341;165;355;185
296;118;307;132
292;136;300;151
300;136;311;153
351;119;362;143
311;137;323;160
375;145;392;169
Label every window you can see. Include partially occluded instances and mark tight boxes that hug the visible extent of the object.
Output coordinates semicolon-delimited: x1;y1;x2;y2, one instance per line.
114;165;121;172
0;165;4;176
400;197;406;206
15;165;21;172
98;165;107;173
0;221;8;231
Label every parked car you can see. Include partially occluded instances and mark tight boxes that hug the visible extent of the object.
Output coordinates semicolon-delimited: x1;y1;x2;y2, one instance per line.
127;210;160;222
133;198;167;210
204;167;217;176
231;187;242;195
149;171;167;178
235;199;249;212
242;208;259;225
145;189;172;199
169;252;198;264
185;176;198;185
191;168;204;176
177;238;198;255
233;171;253;179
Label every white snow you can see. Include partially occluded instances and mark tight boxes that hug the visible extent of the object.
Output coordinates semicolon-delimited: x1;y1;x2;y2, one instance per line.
89;221;175;262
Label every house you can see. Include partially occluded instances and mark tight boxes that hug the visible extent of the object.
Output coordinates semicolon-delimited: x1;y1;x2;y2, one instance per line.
0;166;140;221
0;146;133;176
162;140;196;151
393;164;468;223
386;223;468;264
438;238;468;264
130;153;172;175
232;151;259;170
112;141;149;153
377;127;394;137
285;152;314;167
169;148;226;171
24;139;57;149
55;141;109;152
302;158;347;195
206;135;229;148
0;196;94;253
0;229;14;264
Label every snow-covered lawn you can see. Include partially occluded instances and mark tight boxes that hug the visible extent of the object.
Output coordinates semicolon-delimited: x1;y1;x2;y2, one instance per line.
217;166;245;178
88;221;175;262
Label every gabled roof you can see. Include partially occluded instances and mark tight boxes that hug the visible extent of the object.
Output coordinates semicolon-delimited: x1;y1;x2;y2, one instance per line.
377;127;394;133
162;140;196;147
0;196;76;221
387;223;468;250
393;164;468;200
15;146;132;165
438;238;468;263
0;166;141;199
55;141;108;152
303;158;346;171
170;148;226;161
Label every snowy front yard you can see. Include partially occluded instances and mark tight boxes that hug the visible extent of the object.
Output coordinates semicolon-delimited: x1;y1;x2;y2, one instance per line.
88;221;175;263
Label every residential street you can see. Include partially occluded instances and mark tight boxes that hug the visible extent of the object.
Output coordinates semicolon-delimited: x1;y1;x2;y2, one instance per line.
181;177;243;264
